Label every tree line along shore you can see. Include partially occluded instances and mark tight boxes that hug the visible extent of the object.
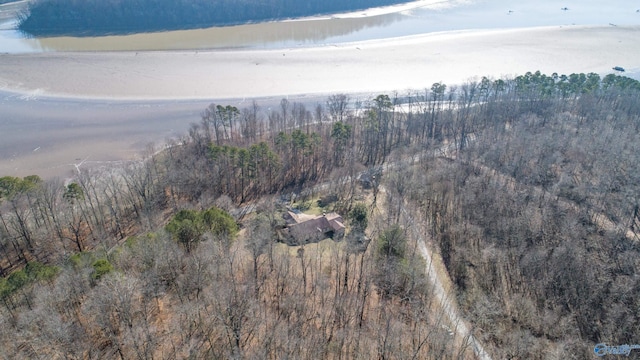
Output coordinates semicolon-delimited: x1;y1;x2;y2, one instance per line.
1;72;640;358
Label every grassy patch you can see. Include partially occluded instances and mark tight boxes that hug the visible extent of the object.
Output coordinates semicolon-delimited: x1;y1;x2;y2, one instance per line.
292;196;328;216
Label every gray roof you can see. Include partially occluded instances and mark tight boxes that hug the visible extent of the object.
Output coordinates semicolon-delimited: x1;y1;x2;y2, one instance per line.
287;213;344;239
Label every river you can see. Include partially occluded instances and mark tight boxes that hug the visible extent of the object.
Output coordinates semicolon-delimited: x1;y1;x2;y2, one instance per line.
1;0;639;53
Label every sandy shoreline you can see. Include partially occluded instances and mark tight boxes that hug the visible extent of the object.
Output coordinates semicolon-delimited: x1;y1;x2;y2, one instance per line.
1;25;639;101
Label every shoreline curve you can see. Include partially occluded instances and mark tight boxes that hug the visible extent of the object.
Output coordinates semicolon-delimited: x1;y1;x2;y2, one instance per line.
1;25;639;102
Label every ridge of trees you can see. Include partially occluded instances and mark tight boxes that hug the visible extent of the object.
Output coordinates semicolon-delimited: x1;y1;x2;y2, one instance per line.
1;71;638;270
18;0;414;36
0;71;639;357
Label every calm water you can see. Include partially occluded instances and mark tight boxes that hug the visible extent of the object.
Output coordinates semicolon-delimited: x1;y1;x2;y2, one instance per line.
1;0;639;53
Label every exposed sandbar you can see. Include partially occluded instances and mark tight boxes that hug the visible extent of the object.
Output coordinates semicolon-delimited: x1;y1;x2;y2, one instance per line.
1;25;638;101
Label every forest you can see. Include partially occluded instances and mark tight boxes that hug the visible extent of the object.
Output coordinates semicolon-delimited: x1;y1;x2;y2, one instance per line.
1;72;640;358
18;0;413;36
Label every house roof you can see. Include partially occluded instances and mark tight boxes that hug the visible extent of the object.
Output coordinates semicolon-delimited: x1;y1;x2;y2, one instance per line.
284;211;299;225
286;212;344;239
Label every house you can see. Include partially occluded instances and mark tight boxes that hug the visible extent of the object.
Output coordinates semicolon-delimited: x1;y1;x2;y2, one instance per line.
282;211;345;245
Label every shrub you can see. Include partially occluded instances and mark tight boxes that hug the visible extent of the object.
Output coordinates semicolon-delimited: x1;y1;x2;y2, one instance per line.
92;259;113;281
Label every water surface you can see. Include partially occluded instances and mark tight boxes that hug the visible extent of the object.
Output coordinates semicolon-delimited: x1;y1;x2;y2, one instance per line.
1;0;638;53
